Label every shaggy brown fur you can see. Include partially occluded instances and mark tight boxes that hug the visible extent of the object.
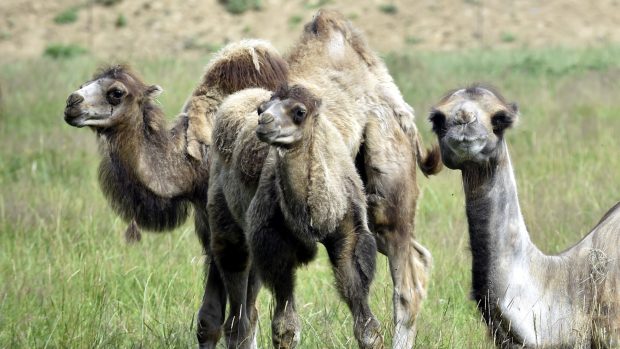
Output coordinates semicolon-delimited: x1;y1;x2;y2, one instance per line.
63;40;289;349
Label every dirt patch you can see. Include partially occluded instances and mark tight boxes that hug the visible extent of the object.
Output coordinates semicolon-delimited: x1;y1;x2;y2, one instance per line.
1;0;619;60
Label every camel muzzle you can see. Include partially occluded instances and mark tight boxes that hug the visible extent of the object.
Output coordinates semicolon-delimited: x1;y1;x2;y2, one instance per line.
256;111;281;142
66;93;84;108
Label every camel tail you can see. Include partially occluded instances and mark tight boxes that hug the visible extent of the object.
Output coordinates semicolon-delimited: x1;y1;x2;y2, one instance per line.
415;135;442;177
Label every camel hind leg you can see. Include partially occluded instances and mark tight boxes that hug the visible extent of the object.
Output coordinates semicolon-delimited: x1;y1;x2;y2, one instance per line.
362;115;431;349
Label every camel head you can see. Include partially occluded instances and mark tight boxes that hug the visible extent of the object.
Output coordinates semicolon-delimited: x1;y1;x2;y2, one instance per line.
64;65;162;129
429;85;519;169
255;84;322;147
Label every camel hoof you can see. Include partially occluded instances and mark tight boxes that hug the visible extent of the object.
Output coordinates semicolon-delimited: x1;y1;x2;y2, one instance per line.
271;312;301;349
355;318;384;349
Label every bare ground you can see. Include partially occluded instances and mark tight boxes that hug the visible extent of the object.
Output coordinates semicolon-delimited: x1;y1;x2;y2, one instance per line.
1;0;619;61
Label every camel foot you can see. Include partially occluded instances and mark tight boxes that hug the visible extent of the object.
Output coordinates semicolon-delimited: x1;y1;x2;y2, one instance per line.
271;310;301;349
355;317;384;349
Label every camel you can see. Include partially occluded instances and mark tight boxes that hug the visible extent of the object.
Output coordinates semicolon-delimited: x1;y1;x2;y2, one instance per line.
207;83;381;348
206;10;441;349
253;83;382;348
429;85;620;347
62;39;289;347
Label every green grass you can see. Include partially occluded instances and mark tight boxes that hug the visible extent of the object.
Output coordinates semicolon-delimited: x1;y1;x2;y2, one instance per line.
1;46;620;348
53;7;79;25
220;0;262;15
378;4;398;15
43;44;88;59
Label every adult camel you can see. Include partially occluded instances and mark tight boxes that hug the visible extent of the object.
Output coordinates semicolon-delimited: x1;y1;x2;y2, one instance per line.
429;85;620;348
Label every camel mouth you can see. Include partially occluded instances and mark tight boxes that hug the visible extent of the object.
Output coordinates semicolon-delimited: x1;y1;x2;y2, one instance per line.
256;126;299;147
64;109;109;128
440;124;489;164
64;109;87;127
256;126;281;143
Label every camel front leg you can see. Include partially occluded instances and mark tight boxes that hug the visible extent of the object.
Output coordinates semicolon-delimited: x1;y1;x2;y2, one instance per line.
194;207;228;349
197;261;227;349
323;211;384;349
208;189;254;349
245;266;262;349
250;221;303;349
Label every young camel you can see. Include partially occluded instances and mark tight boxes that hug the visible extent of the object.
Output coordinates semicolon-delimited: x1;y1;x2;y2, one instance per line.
62;39;289;348
206;10;441;349
429;85;620;347
255;84;382;348
209;83;382;348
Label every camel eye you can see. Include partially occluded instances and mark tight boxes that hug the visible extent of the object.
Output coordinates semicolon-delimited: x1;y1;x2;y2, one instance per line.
293;107;306;123
257;104;265;115
107;88;125;105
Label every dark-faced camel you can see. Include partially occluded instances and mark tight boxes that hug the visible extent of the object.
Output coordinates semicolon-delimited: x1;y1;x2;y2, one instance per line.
429;85;620;348
63;39;289;348
206;9;441;349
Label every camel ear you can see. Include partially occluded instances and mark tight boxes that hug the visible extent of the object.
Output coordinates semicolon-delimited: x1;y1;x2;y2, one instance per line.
146;85;163;99
491;108;519;133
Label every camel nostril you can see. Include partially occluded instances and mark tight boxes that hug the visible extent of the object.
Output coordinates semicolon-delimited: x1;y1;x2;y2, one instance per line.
258;113;275;125
66;93;84;107
455;110;477;125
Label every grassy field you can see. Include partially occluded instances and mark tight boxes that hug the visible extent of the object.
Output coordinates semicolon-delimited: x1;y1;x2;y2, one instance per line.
1;46;620;348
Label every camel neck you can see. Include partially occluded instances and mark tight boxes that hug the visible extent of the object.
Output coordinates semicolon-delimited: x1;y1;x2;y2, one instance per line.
98;105;194;198
460;142;540;306
275;116;350;237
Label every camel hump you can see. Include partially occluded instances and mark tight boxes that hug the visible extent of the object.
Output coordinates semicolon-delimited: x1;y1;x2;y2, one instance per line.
203;39;289;96
213;88;272;167
184;39;289;161
593;201;620;231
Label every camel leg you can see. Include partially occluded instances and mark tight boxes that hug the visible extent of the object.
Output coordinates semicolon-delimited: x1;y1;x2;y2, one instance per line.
377;230;431;349
362;113;431;349
246;266;262;349
208;190;254;349
194;206;228;349
323;211;384;349
250;221;304;349
197;261;227;349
